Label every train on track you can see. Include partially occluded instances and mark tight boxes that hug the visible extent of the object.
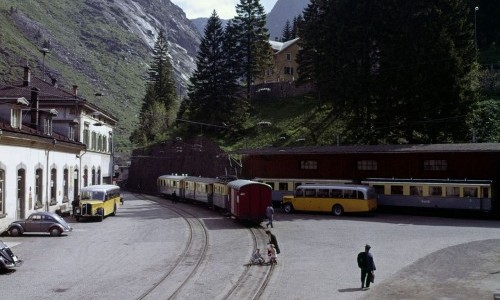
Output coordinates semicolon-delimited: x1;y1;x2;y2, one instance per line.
157;175;272;223
255;177;497;215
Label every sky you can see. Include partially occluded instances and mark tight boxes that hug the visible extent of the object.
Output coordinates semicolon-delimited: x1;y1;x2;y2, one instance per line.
172;0;278;19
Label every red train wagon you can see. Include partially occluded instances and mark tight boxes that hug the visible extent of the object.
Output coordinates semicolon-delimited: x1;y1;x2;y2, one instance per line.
227;180;272;223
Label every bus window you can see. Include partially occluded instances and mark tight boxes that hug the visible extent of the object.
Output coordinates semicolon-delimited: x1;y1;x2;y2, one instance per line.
410;186;423;196
390;185;403;195
279;182;288;191
464;187;478;197
266;182;275;190
446;186;460;197
429;186;442;196
317;189;329;198
295;188;304;197
330;189;343;198
304;189;316;197
357;191;365;199
344;190;357;199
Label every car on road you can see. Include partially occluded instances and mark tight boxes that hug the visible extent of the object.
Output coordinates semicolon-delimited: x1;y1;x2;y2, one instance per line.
7;212;72;237
0;240;22;270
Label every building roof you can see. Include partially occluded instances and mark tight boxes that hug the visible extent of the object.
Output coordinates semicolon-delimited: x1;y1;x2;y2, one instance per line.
0;75;118;123
232;143;500;155
269;37;300;54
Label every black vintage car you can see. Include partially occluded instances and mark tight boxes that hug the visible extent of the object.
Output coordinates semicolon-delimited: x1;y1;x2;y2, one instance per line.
0;240;22;270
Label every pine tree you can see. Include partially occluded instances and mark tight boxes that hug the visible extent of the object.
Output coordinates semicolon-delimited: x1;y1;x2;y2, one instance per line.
188;11;232;129
130;29;177;146
233;0;271;101
281;20;292;41
291;15;302;38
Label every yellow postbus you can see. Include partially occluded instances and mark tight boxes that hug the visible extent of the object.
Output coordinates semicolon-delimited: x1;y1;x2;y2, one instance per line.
282;184;377;216
75;185;122;222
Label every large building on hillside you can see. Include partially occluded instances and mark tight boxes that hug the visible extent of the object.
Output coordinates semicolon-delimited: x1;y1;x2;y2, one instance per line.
255;38;300;84
0;64;117;231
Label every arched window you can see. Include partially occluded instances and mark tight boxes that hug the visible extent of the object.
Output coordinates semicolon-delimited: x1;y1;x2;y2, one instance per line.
50;168;57;205
63;168;69;202
35;168;43;209
0;169;5;215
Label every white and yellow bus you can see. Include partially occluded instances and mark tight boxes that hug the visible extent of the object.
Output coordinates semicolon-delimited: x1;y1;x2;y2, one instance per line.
282;184;377;216
75;185;122;222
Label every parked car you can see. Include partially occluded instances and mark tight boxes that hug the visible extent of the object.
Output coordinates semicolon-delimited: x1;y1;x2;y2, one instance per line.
7;212;72;237
0;240;22;270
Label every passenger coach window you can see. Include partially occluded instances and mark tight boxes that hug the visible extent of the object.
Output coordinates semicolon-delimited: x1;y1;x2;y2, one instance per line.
390;185;403;195
373;185;385;195
446;187;460;197
410;186;423;196
464;187;478;197
430;186;442;196
279;183;288;191
482;187;489;198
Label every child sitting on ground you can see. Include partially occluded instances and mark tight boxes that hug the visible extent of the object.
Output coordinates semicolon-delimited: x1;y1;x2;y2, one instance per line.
252;248;265;265
267;243;277;265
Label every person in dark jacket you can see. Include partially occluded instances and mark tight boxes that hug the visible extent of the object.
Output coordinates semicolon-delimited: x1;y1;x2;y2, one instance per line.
265;230;280;254
360;244;376;289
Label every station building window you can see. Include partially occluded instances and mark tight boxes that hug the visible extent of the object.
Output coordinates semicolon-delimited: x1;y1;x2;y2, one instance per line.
0;169;4;215
300;160;317;170
63;168;69;202
357;160;378;171
424;160;447;171
35;168;43;209
50;168;57;205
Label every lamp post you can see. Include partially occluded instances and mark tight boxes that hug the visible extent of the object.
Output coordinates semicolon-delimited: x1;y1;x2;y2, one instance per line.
474;6;479;53
39;48;50;81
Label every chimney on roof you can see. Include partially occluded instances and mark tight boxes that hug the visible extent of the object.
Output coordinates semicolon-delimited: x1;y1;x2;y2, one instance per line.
23;63;31;86
30;87;40;130
72;85;78;97
51;77;58;88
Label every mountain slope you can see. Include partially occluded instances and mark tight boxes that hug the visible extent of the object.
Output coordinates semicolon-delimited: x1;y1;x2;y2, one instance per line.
266;0;309;40
0;0;200;149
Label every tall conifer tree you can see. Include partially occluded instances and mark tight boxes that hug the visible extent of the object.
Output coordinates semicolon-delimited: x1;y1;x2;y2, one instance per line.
130;29;177;145
233;0;271;100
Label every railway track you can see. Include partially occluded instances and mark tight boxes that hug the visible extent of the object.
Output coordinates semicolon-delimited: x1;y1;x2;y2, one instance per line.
133;193;274;299
134;193;209;300
222;227;275;300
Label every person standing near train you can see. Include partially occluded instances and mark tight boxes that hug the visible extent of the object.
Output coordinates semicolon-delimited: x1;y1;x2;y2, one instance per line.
266;204;274;228
265;230;280;254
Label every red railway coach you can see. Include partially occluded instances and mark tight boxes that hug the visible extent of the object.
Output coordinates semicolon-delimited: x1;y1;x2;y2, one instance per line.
227;179;272;222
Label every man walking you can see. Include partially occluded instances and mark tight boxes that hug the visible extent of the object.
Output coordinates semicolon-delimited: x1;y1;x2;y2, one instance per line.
358;244;376;289
266;204;274;228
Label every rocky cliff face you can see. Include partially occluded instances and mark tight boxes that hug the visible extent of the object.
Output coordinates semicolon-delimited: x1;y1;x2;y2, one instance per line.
0;0;201;147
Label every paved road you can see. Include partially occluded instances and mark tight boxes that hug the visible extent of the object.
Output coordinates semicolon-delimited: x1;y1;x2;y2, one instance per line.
2;192;500;299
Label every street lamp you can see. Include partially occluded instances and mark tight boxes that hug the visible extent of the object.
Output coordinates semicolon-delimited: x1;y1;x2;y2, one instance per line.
474;6;479;53
39;48;50;81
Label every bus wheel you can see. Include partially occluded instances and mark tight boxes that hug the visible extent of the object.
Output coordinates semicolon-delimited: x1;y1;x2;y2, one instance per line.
283;203;294;214
332;204;344;216
99;214;104;222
